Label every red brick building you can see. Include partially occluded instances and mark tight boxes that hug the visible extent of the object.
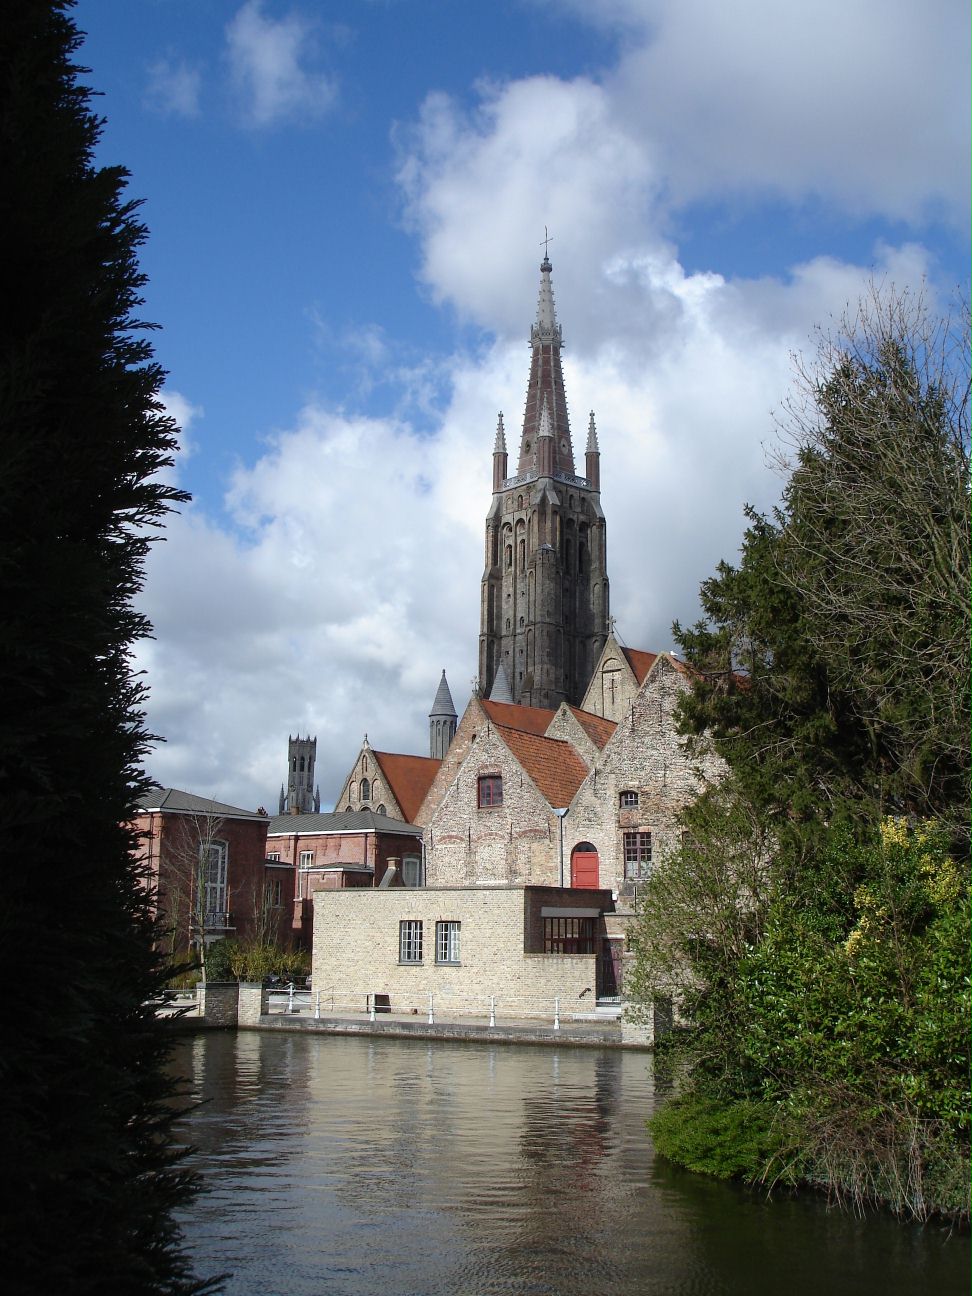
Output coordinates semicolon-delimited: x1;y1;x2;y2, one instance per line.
264;808;425;946
134;788;293;956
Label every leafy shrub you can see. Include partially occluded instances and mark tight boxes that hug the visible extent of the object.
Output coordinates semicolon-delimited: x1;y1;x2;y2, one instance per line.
649;1094;786;1180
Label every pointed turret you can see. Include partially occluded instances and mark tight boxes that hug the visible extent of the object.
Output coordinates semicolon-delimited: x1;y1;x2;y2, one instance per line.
488;660;513;704
537;395;555;477
429;669;458;759
492;412;508;491
516;255;574;478
585;410;600;491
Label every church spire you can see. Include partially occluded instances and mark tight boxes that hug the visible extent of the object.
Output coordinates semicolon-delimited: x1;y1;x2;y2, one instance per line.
517;254;574;478
586;410;600;490
492;412;508;491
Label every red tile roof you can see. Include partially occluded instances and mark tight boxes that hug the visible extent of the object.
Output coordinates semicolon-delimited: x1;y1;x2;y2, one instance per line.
372;752;442;823
565;706;617;749
495;726;590;808
481;698;557;735
621;647;658;684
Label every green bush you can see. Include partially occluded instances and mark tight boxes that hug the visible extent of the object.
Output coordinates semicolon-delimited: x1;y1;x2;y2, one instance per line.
650;1094;786;1180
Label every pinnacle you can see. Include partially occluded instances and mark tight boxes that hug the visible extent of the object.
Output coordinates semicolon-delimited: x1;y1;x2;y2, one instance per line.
494;412;507;454
586;411;599;453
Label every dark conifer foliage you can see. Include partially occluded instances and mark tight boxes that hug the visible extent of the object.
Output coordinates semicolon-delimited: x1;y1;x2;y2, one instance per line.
0;5;209;1291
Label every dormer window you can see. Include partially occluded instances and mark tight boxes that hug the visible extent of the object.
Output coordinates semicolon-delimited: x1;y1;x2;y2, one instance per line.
620;790;639;808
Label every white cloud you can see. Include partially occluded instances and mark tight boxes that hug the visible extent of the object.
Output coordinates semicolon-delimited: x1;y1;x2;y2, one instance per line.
225;0;337;127
144;57;202;118
575;0;970;225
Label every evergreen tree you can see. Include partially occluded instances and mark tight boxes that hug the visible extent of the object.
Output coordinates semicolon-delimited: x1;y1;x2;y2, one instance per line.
0;5;209;1290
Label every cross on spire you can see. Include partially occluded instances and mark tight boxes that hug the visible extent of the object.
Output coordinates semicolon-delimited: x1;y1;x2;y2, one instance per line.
541;226;553;259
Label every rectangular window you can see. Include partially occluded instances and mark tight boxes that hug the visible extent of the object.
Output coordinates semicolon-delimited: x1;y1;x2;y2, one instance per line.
619;791;639;808
435;920;460;964
402;855;424;887
623;831;652;878
266;851;281;861
265;879;283;907
399;920;423;963
478;774;503;807
299;850;314;868
201;841;228;928
543;917;596;955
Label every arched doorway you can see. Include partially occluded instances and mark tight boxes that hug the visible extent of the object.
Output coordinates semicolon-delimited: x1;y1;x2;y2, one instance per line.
570;841;599;889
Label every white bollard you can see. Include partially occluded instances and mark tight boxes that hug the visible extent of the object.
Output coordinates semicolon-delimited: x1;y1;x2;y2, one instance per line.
428;992;435;1025
369;993;376;1022
315;991;321;1020
489;995;496;1028
553;997;560;1030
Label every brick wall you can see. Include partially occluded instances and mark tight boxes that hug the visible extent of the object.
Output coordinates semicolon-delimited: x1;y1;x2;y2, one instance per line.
312;887;600;1020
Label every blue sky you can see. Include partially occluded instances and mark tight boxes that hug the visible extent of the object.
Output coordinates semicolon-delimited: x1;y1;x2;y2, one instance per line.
75;0;970;810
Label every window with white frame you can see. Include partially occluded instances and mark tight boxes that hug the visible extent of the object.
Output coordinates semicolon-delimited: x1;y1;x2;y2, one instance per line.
619;790;639;808
623;830;652;878
201;840;228;925
299;850;314;868
435;920;460;964
267;851;281;861
401;855;423;887
399;920;423;963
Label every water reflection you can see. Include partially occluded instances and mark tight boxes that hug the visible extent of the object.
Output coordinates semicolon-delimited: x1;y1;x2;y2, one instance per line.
173;1032;968;1296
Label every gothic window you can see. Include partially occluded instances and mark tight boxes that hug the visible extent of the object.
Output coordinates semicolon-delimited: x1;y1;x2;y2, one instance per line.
360;778;370;801
345;805;353;813
292;757;297;771
518;539;525;571
362;755;368;772
518;616;524;628
517;494;523;509
377;804;386;815
477;775;503;808
505;618;511;630
299;756;305;772
620;791;639;808
505;545;512;569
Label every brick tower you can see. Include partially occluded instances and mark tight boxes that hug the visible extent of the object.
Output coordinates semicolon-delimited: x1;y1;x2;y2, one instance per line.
478;254;609;708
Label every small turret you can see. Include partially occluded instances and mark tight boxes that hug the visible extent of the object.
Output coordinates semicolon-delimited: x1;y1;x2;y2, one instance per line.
429;670;458;759
586;411;600;491
492;412;508;491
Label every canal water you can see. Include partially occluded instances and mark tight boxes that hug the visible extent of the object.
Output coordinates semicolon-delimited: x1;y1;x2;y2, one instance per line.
171;1031;968;1296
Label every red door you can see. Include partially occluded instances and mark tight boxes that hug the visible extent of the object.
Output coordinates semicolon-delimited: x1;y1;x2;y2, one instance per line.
570;842;600;889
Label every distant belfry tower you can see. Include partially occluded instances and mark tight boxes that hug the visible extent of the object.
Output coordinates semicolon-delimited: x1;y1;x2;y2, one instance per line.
479;253;609;708
278;734;321;815
429;670;458;759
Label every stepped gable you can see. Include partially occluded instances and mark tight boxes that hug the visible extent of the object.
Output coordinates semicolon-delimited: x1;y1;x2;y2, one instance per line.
481;698;556;736
371;751;442;823
564;705;617;750
621;647;658;685
494;726;590;810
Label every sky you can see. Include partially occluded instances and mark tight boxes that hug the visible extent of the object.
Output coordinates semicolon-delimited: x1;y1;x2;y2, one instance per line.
75;0;970;812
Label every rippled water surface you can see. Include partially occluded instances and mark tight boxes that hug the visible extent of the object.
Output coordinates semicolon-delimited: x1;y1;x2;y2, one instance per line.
172;1032;967;1296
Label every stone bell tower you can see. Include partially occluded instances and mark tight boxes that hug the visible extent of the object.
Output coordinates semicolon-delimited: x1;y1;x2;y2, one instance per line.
478;253;609;709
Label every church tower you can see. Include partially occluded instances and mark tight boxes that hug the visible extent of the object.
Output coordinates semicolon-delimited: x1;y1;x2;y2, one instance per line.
278;734;320;815
479;254;609;709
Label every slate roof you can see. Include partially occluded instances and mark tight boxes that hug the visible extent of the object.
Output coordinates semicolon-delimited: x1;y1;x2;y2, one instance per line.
481;698;556;736
495;726;590;809
371;752;442;822
621;647;658;684
565;706;617;750
267;808;423;836
429;669;458;719
136;787;268;820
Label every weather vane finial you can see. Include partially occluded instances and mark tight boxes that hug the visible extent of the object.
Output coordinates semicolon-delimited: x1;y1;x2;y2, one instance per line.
541;226;553;259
